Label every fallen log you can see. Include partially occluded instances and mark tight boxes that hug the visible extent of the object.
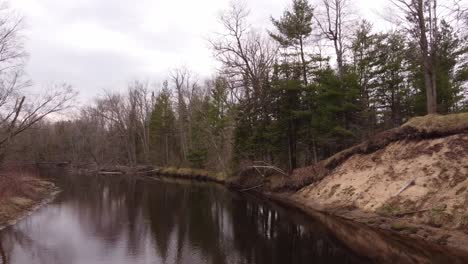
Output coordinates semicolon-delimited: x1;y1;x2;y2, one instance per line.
98;171;124;175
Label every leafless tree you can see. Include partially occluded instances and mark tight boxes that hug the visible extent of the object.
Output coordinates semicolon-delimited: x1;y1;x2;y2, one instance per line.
127;81;153;163
314;0;354;77
0;3;78;162
0;83;77;161
83;82;155;166
170;67;192;162
209;1;278;100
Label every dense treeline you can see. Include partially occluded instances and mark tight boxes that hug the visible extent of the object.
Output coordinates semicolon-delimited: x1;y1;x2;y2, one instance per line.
6;0;468;174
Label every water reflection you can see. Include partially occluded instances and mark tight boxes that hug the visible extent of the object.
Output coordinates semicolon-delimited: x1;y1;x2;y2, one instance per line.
0;173;467;264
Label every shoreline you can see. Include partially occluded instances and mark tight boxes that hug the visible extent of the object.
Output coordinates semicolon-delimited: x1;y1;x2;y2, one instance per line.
265;191;468;255
0;179;60;231
141;168;468;254
66;163;468;253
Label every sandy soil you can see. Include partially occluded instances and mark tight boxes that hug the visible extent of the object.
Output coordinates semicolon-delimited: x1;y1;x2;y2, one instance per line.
292;133;468;250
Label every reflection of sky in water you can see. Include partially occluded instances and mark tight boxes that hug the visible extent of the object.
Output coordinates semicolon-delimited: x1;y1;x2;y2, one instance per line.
0;177;250;264
0;174;466;264
9;205;163;264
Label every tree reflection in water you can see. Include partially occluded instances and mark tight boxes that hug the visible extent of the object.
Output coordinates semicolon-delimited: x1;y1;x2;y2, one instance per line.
0;173;466;264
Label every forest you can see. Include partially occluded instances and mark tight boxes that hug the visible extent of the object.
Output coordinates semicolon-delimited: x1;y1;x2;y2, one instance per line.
2;0;468;174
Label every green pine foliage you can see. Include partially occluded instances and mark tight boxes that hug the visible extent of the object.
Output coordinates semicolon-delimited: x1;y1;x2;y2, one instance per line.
145;0;468;173
149;84;177;166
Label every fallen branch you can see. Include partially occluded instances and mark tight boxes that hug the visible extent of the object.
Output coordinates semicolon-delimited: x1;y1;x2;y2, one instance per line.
251;166;288;176
240;183;264;192
253;161;289;176
396;208;431;217
393;177;417;197
253;166;265;178
98;171;124;175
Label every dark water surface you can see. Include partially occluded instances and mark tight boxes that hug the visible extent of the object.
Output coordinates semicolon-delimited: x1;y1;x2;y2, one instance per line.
0;173;467;264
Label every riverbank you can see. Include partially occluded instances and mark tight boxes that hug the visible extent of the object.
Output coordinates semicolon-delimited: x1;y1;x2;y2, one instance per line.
263;192;468;262
0;173;59;229
67;163;228;184
151;167;227;183
221;113;468;251
62;113;468;251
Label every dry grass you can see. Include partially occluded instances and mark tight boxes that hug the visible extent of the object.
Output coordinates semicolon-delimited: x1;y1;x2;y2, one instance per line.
403;113;468;132
0;171;56;225
0;174;49;200
157;167;227;183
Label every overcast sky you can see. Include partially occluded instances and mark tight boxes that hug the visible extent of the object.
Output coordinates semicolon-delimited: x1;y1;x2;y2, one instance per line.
10;0;387;100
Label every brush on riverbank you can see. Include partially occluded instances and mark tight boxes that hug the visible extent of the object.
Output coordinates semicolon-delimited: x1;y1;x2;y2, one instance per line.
0;171;57;226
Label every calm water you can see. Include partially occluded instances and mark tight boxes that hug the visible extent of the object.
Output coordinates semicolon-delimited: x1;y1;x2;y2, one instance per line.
0;172;467;264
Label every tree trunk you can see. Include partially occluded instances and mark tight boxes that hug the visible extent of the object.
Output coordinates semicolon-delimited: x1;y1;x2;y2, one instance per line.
287;120;297;172
299;37;308;85
416;0;437;114
424;67;437;114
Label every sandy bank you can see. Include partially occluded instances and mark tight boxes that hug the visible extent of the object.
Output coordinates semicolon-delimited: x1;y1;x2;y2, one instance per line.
279;113;468;251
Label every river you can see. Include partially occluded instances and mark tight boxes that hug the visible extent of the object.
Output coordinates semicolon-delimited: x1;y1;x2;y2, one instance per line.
0;172;467;264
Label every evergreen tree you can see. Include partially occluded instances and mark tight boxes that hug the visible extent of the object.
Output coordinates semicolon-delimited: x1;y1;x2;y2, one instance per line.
149;84;177;166
373;31;414;128
270;0;314;85
435;21;467;113
270;62;302;171
269;0;314;170
187;94;209;169
408;21;468;115
350;21;380;135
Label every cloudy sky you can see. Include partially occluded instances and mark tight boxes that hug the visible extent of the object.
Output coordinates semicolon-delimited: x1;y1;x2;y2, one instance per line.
10;0;387;100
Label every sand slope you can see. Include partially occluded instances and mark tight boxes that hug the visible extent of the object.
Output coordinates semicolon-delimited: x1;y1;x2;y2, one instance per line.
295;133;468;228
285;113;468;249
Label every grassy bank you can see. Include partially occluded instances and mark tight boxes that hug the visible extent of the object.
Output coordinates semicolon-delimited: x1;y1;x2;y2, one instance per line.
151;167;227;184
0;172;58;227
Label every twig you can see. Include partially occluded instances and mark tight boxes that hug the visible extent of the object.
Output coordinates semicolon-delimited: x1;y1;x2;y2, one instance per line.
396;208;431;217
240;183;264;192
251;165;289;176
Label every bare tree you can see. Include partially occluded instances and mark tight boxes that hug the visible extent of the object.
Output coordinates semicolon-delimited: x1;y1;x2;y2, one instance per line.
0;3;78;162
170;67;194;163
314;0;354;76
209;1;278;100
0;84;76;161
87;82;156;166
127;81;153;163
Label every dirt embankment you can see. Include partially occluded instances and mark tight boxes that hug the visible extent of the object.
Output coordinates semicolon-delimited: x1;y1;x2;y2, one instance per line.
227;113;468;250
0;172;58;228
283;113;468;250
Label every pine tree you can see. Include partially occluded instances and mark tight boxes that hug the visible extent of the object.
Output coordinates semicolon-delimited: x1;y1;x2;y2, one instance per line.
269;0;314;170
187;94;209;169
149;84;177;166
435;21;467;113
270;0;314;85
373;31;414;129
